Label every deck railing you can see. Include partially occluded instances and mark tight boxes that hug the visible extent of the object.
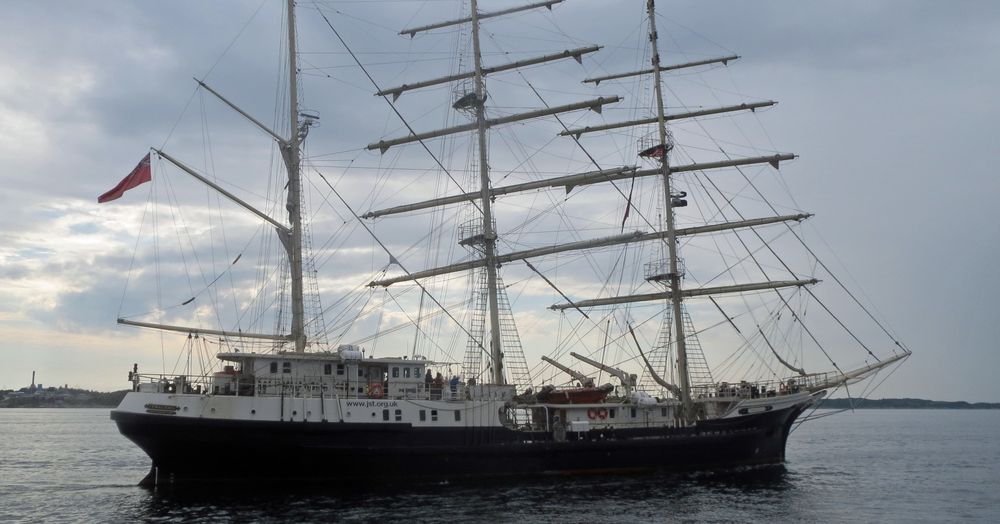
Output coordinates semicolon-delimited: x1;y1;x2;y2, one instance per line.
691;371;839;400
129;372;513;402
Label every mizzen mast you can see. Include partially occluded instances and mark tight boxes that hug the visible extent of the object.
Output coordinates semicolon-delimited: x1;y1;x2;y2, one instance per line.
284;0;306;353
137;1;310;350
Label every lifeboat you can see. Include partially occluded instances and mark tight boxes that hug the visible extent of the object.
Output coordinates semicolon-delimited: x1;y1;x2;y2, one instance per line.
535;383;614;404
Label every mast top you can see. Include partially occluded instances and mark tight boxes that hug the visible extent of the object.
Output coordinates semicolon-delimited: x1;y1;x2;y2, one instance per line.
400;0;563;37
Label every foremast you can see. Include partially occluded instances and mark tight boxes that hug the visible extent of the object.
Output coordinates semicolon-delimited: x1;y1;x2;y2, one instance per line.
469;0;504;385
646;0;693;419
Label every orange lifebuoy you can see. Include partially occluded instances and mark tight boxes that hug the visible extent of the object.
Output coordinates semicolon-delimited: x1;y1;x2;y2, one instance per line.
597;408;608;420
370;383;384;399
587;408;598;420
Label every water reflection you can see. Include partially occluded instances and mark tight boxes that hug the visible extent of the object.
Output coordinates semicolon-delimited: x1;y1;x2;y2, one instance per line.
8;410;997;522
127;466;795;522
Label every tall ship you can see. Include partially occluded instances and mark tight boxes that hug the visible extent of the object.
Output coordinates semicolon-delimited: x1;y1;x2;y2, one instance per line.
109;0;910;486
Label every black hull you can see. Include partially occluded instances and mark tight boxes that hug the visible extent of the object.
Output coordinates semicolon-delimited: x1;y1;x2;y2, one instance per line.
111;402;808;485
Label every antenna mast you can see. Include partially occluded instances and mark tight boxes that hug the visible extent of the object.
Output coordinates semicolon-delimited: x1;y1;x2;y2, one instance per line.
285;0;306;352
647;0;692;418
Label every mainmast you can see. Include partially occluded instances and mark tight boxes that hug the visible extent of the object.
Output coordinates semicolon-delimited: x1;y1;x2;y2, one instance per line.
469;0;504;385
284;0;306;353
647;0;693;418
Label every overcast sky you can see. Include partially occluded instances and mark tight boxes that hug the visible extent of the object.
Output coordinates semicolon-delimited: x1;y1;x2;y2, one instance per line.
1;0;998;401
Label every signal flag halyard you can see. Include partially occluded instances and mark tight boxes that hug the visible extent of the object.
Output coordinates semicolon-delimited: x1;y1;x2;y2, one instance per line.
98;153;152;203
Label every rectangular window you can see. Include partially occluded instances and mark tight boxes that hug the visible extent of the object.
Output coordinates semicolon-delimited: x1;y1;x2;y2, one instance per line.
403;368;411;378
358;368;364;377
419;410;426;421
661;407;667;417
609;408;616;419
269;362;278;374
392;367;399;378
431;410;438;422
282;362;291;374
414;367;421;378
395;409;402;422
382;409;389;421
630;407;637;418
454;410;461;422
324;363;332;375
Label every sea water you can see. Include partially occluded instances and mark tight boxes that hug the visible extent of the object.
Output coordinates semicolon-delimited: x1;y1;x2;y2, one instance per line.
1;408;998;523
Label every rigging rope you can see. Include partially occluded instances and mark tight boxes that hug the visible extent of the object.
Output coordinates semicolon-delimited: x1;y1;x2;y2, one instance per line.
313;167;491;360
316;7;484;218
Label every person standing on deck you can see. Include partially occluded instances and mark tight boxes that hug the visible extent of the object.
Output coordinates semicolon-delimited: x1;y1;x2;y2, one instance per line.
432;373;444;400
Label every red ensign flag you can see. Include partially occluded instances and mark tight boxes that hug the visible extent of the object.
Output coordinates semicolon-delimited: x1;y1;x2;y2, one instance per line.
98;153;152;203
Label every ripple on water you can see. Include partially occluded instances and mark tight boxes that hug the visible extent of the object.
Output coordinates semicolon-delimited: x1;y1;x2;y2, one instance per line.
2;409;1000;523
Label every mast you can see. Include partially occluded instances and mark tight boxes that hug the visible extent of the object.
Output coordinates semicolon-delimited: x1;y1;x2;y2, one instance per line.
366;1;601;383
469;0;504;385
368;213;810;287
363;154;793;218
285;0;306;352
647;0;693;418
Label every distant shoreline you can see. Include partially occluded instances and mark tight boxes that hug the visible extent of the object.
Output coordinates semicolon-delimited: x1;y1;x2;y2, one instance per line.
817;398;1000;409
1;393;997;409
0;389;128;409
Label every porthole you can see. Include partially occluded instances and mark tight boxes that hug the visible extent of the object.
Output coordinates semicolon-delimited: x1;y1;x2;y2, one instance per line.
251;409;256;415
292;410;298;416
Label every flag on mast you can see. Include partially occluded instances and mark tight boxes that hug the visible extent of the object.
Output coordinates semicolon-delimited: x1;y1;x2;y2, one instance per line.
98;153;152;203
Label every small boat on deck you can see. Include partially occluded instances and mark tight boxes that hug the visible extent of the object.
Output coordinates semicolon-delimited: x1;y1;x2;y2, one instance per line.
535;383;614;404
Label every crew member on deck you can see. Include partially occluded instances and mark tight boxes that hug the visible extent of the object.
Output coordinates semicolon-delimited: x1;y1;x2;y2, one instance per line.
432;373;444;400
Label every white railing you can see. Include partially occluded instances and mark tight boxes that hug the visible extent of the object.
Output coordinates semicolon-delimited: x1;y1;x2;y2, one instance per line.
691;372;838;400
130;372;513;402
